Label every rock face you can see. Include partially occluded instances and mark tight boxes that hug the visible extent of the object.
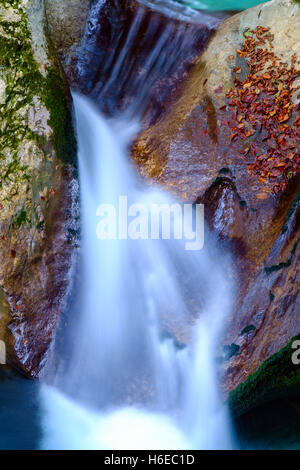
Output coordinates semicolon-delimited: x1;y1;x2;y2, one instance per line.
132;0;300;406
0;0;78;377
34;0;299;412
45;0;89;82
58;0;230;124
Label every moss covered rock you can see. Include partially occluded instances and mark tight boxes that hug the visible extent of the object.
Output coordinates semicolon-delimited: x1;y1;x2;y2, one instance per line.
0;0;79;377
229;334;300;417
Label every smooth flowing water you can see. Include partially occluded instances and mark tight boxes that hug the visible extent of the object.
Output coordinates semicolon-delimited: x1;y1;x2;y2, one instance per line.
38;0;238;450
40;94;234;450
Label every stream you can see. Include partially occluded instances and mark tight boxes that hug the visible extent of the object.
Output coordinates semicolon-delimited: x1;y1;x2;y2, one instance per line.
0;0;296;451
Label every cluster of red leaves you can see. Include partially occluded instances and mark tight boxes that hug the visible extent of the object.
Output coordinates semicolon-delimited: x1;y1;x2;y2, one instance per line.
225;26;300;195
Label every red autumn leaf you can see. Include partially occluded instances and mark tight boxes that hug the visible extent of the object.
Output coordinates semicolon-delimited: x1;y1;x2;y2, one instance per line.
225;25;300;193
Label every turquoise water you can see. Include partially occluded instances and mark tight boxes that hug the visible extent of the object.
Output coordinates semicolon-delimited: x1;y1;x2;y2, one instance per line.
0;368;41;450
178;0;269;10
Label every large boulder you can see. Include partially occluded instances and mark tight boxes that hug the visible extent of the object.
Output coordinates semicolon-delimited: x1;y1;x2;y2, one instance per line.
0;0;79;377
132;0;300;409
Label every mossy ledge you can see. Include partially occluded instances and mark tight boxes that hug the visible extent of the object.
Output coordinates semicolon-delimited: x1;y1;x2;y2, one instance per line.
229;334;300;418
0;0;77;228
43;28;77;165
0;0;76;177
264;238;299;275
0;0;79;375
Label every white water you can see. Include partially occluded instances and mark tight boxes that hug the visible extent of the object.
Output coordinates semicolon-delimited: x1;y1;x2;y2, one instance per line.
40;94;234;450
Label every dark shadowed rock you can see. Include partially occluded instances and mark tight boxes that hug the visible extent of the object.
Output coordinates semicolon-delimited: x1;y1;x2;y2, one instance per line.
63;0;229;125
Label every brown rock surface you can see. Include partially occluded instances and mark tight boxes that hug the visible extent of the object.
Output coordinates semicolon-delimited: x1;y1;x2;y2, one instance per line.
45;0;89;80
132;0;300;394
0;0;79;377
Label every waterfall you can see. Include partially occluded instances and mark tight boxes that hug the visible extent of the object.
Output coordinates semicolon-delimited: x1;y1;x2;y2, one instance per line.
39;93;234;450
74;0;223;122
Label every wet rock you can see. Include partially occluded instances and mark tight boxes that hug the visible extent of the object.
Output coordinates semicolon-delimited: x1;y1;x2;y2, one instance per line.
0;0;79;377
229;333;300;418
132;0;300;406
240;324;256;335
45;0;89;80
64;0;229;124
224;343;240;360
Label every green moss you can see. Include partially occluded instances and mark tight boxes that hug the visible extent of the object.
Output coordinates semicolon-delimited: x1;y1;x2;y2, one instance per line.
36;220;44;231
0;1;77;183
42;68;77;165
218;167;231;175
0;0;77;233
281;192;300;234
0;19;39;187
224;343;240;360
15;208;30;227
240;324;256;335
264;238;299;274
211;176;223;186
229;334;300;418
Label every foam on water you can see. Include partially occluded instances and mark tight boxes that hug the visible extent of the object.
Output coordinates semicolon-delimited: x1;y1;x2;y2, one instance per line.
40;386;190;450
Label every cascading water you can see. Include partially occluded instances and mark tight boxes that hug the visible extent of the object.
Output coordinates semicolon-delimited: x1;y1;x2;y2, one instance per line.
38;0;236;451
39;93;234;450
